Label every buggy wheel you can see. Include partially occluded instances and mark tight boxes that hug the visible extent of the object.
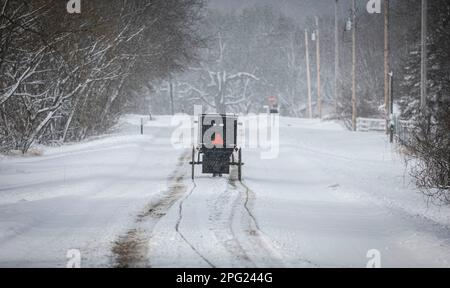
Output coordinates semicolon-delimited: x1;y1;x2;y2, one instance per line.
238;148;242;181
191;146;195;180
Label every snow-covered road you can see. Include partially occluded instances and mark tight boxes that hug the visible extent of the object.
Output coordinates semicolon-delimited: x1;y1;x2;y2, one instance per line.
1;115;450;267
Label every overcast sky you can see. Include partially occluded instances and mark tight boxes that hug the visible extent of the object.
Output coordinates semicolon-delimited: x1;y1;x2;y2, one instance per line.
208;0;335;19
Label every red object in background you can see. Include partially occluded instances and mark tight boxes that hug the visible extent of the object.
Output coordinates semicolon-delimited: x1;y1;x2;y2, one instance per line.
268;96;278;105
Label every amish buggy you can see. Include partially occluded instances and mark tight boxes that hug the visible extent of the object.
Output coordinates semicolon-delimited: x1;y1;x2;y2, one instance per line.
190;114;244;181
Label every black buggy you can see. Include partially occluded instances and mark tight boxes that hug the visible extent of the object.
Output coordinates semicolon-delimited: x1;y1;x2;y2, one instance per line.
190;114;243;181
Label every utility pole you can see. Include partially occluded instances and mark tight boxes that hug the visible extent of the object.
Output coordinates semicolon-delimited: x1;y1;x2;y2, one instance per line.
169;79;175;115
334;0;340;116
305;29;313;119
315;16;322;119
389;72;395;143
146;95;153;121
351;0;357;131
420;0;427;110
384;0;390;133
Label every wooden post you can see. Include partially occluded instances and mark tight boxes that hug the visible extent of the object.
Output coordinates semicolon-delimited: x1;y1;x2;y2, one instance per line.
351;0;357;131
315;16;322;119
169;79;175;116
334;0;340;116
305;29;313;119
384;0;390;133
420;0;427;110
146;95;153;121
389;72;395;143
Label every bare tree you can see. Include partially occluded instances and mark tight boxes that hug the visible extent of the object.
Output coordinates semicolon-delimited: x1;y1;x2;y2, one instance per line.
0;0;205;153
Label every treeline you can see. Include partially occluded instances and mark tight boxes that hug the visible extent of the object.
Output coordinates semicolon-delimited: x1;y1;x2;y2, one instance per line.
152;6;312;116
0;0;204;153
150;2;409;122
151;4;357;117
397;0;450;203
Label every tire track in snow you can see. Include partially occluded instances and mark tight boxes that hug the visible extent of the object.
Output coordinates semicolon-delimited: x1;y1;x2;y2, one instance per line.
175;182;216;268
111;152;190;268
230;180;318;267
209;181;255;267
227;180;284;267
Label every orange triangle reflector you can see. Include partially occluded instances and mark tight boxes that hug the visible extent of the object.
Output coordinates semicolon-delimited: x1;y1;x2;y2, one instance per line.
212;133;224;146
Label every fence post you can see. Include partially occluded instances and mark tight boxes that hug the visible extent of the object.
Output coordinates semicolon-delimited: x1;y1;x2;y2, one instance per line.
389;114;393;143
389;72;395;143
141;118;144;135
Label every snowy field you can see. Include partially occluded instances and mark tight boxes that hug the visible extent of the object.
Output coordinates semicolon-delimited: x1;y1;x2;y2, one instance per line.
0;115;450;267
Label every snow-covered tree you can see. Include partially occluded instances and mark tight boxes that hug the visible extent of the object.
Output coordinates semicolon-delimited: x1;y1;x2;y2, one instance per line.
397;0;450;203
0;0;205;153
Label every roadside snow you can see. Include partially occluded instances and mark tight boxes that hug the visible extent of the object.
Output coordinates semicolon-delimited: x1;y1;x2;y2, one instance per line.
0;115;182;267
243;118;450;267
0;115;449;268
